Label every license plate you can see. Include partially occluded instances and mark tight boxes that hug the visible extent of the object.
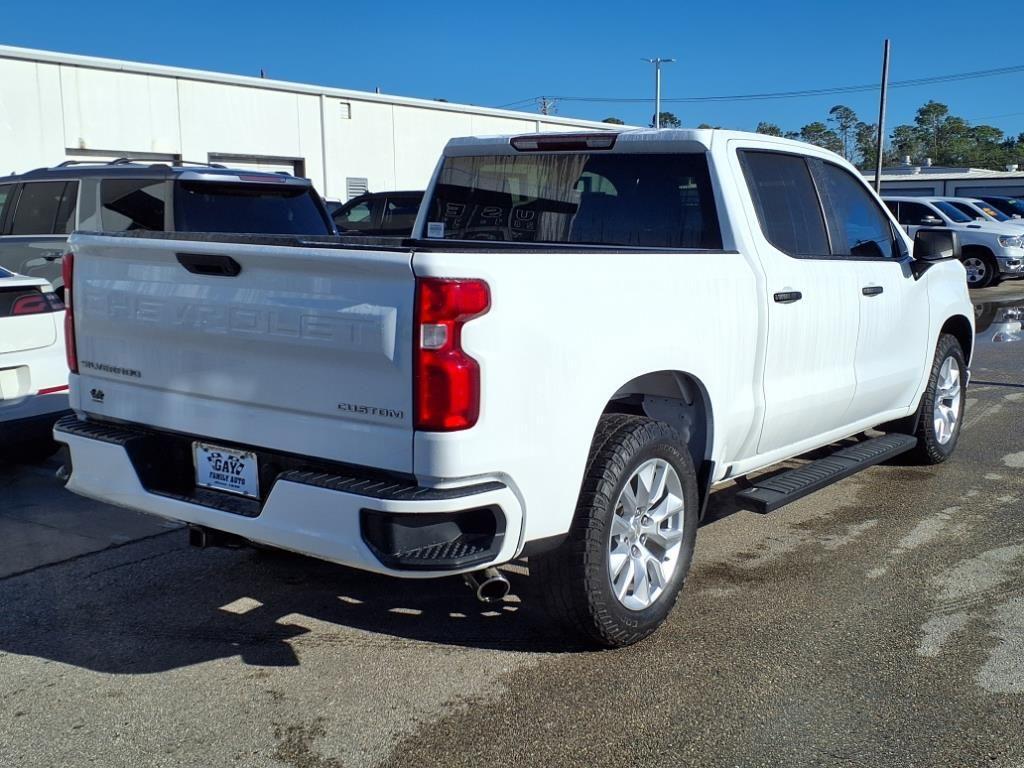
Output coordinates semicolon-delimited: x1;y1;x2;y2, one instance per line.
193;442;260;499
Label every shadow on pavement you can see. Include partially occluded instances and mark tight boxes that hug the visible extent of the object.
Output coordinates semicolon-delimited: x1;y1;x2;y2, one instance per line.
0;536;592;675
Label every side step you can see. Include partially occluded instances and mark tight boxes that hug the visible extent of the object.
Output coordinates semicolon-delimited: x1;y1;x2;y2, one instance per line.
735;434;917;514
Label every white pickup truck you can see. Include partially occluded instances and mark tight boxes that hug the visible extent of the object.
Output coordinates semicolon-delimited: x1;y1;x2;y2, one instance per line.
57;129;973;647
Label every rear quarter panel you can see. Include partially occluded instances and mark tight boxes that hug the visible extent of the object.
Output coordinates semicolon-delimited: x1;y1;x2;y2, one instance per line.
411;247;762;544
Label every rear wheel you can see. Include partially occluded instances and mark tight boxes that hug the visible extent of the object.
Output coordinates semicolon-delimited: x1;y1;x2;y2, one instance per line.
962;250;998;289
904;334;966;465
532;414;699;648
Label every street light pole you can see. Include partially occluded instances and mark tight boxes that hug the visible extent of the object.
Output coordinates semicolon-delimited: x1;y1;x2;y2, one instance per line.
643;58;675;128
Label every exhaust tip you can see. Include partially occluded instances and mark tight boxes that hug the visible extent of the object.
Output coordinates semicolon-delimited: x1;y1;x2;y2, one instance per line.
464;567;511;603
476;575;510;603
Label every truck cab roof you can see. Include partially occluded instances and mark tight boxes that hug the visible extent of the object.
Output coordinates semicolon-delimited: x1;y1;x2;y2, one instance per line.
442;127;821;157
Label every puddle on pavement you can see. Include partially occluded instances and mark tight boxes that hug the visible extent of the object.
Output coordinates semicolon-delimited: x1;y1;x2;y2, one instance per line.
973;291;1024;346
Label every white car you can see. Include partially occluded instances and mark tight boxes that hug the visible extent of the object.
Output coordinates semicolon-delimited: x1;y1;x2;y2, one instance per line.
57;129;972;647
942;197;1024;230
0;266;69;461
884;196;1024;288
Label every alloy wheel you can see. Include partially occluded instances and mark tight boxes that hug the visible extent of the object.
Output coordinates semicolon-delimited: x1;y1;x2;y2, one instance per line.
607;458;686;610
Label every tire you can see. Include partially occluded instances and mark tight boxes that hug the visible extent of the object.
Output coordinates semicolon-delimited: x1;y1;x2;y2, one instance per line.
532;414;699;648
903;334;967;465
962;250;998;289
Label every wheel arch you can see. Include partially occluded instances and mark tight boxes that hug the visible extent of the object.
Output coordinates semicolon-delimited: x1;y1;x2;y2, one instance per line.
601;369;715;517
941;314;974;365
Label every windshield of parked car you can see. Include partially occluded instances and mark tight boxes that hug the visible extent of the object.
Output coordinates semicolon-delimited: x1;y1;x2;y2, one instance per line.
973;202;1010;221
933;201;972;223
426;152;722;249
173;181;331;235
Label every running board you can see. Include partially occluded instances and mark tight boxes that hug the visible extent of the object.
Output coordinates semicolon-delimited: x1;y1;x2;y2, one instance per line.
735;434;918;514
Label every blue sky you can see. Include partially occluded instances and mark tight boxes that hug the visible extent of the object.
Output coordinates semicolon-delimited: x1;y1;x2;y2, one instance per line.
4;0;1023;138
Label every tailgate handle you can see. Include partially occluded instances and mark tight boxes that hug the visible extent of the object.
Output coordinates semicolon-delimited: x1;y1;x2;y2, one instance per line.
176;252;242;277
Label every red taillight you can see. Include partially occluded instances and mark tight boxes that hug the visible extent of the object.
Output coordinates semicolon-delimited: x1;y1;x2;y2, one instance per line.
11;293;49;315
62;253;77;374
414;278;490;431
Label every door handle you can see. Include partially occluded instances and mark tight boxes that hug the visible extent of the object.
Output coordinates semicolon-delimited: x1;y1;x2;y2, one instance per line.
176;252;242;277
41;251;64;261
773;291;803;304
862;286;884;297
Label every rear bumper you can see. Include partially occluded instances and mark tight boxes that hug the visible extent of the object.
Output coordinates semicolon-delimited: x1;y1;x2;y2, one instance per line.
54;416;524;577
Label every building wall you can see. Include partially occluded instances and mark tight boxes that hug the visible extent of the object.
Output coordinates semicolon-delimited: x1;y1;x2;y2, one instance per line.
879;177;1024;198
0;48;613;200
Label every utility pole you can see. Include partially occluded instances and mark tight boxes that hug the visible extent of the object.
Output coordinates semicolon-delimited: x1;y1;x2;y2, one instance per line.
537;96;557;116
643;57;675;128
873;39;891;193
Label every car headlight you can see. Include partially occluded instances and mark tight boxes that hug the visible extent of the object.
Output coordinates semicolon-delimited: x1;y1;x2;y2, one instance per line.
998;235;1024;248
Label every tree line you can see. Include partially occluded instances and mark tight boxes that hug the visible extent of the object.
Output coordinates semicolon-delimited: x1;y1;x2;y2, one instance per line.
601;102;1024;170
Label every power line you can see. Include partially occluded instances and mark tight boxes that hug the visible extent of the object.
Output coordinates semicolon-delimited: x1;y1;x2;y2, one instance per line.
494;63;1024;108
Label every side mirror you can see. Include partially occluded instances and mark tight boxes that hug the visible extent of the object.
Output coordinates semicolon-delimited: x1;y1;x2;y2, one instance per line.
912;227;960;279
920;215;945;226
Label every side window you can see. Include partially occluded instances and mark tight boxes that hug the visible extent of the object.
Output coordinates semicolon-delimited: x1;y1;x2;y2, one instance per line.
816;163;896;259
101;179;167;231
381;197;420;235
334;199;377;231
0;183;15;231
10;181;66;235
897;202;935;226
740;151;829;257
55;181;79;234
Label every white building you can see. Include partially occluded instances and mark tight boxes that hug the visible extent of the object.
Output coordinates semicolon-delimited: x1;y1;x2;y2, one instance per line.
0;45;615;200
866;163;1024;198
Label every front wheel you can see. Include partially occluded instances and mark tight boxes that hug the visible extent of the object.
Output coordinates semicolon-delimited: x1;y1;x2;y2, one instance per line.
904;334;967;465
962;252;998;289
532;414;699;648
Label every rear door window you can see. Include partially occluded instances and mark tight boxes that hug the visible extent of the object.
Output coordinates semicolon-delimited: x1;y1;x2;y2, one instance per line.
173;181;330;235
101;179;168;231
427;152;722;249
10;181;67;235
739;151;829;257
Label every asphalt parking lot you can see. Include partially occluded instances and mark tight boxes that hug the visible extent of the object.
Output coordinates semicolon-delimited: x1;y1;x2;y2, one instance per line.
2;283;1023;768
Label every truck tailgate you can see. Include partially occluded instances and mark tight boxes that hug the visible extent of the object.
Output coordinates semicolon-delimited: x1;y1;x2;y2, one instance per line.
70;234;415;473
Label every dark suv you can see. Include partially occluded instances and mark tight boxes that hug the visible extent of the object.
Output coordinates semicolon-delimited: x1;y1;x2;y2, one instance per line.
0;159;334;295
331;190;423;236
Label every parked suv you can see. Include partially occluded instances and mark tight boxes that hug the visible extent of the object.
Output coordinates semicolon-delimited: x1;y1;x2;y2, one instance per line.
0;159;334;295
884;196;1024;288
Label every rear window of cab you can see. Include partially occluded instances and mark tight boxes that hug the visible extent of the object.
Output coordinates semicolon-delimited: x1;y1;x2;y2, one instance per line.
425;152;722;249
